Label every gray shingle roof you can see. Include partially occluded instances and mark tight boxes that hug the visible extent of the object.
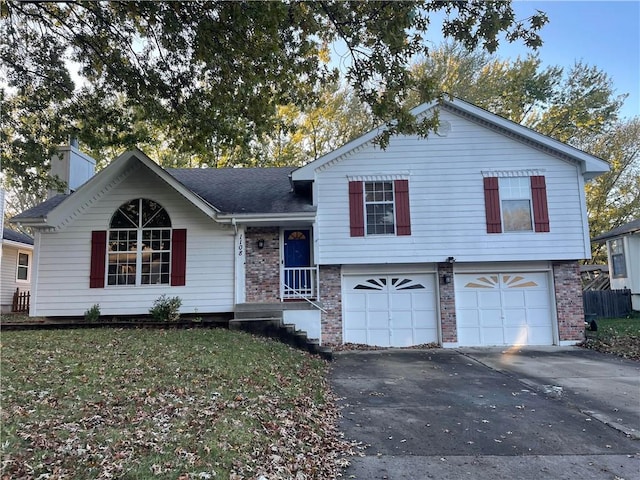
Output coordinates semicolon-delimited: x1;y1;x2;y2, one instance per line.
167;167;314;215
592;218;640;243
11;194;69;221
2;228;34;245
11;168;314;221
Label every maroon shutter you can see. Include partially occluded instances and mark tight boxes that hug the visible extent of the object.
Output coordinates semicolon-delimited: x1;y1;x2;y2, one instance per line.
349;181;365;237
394;179;411;235
171;229;187;286
531;175;550;232
483;177;502;233
90;231;107;288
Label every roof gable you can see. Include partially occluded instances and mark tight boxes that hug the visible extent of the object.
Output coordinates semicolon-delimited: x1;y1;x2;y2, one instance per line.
12;149;219;229
292;98;610;181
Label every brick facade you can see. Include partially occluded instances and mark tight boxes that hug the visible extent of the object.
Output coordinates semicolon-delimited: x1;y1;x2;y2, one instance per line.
553;260;585;342
319;265;342;345
245;227;280;303
438;263;457;343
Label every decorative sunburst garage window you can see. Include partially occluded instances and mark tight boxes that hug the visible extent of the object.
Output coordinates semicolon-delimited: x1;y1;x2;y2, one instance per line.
353;277;426;290
464;275;538;289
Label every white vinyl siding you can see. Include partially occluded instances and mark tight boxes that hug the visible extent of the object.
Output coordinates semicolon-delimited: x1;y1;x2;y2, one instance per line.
33;165;235;317
313;109;591;265
1;245;32;312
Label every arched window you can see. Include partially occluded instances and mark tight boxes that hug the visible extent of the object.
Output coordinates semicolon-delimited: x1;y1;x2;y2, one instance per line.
107;199;172;286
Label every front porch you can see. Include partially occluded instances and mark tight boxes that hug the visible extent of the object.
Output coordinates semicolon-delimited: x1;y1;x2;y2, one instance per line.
244;226;320;303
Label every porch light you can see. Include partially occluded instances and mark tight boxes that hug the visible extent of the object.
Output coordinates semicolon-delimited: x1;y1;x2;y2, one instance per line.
442;274;452;285
257;239;265;249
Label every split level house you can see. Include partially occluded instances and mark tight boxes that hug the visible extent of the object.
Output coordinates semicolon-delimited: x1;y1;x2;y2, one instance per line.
11;98;610;347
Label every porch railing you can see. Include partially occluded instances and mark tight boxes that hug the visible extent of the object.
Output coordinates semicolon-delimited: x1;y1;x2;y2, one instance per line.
282;266;319;300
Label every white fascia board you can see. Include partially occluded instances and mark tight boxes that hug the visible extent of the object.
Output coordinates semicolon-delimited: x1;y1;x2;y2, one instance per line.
1;239;34;249
217;212;316;226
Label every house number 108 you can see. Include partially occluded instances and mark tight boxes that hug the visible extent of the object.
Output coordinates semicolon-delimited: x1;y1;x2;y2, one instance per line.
238;234;243;257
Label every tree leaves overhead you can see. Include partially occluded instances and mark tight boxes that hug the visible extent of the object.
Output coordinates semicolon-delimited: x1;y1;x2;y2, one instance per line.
1;1;547;179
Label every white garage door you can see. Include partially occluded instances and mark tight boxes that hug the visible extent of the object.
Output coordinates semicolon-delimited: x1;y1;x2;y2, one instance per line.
343;274;438;347
455;272;554;346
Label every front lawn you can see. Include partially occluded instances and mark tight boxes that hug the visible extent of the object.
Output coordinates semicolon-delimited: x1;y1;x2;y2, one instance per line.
1;328;358;479
583;312;640;360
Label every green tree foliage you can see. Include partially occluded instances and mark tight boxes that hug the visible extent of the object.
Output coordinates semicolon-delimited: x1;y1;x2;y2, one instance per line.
585;119;640;262
250;82;374;167
1;1;547;200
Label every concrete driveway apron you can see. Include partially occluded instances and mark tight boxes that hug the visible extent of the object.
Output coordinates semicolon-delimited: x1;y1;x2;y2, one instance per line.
330;348;639;480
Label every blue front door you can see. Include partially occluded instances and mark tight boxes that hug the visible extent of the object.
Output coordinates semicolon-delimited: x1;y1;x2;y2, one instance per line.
283;229;311;295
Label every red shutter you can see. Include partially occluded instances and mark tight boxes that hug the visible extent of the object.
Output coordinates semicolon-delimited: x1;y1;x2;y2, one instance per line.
349;181;365;237
171;229;187;286
531;176;550;232
483;177;502;233
90;231;107;288
394;179;411;236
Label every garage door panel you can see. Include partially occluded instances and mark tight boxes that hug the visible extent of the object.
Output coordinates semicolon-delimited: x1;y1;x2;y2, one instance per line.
478;291;502;308
343;273;438;347
505;327;529;345
457;291;480;307
346;311;367;330
525;290;551;306
529;327;553;344
502;291;526;308
457;310;479;327
482;327;506;345
456;271;554;346
368;294;389;310
480;309;503;327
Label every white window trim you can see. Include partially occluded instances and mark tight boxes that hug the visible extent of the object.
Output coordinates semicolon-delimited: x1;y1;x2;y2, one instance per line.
498;177;535;233
364;180;396;236
16;249;32;283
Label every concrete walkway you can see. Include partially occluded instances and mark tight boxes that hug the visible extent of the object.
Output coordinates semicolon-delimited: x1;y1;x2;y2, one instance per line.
330;347;640;480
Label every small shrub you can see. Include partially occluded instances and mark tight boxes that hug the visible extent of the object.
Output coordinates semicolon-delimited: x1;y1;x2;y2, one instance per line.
84;304;101;322
150;295;182;322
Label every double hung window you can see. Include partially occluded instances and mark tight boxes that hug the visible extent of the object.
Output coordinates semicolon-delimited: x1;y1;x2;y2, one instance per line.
365;182;395;235
16;251;30;282
609;239;626;278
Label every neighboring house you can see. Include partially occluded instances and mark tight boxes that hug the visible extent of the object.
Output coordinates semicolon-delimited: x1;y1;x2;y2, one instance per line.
10;98;610;347
1;228;34;314
592;219;640;311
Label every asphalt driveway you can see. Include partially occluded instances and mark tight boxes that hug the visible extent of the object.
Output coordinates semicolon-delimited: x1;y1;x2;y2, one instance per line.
330;347;639;480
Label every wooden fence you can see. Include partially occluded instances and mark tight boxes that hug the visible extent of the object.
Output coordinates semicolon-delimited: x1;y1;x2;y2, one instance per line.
583;288;632;318
12;288;30;313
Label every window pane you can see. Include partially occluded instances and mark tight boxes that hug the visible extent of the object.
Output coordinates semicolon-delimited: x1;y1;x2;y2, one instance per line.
499;177;530;199
141;229;171;285
366;203;395;235
110;199;139;228
502;199;532;231
142;199;171;227
107;230;137;285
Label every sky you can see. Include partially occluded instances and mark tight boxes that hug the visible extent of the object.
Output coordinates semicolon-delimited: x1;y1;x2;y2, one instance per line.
499;0;640;119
